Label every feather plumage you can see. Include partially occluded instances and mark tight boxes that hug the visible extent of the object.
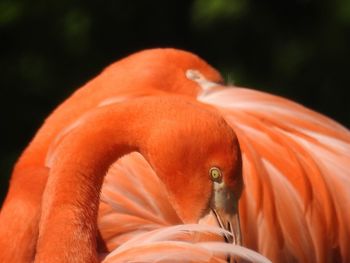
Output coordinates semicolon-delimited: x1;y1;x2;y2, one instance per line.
98;153;270;263
200;86;350;262
1;48;348;263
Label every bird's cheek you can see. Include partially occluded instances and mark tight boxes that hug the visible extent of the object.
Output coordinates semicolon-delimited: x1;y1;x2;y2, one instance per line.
168;181;212;224
170;198;200;224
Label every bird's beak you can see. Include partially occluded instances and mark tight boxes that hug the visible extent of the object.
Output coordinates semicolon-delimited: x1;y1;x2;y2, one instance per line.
211;182;242;246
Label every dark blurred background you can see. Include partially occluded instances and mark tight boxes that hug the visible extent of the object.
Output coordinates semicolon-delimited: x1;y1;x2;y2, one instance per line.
1;0;350;204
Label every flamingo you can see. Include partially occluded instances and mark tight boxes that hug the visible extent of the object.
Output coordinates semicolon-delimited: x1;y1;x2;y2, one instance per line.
0;48;349;263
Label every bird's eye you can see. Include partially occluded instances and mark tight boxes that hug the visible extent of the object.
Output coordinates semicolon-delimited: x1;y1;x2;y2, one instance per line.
209;167;222;183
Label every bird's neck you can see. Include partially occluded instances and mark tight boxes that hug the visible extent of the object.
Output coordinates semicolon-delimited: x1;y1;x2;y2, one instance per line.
35;102;150;263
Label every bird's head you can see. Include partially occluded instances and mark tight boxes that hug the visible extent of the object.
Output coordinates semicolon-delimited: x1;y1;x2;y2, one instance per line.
140;97;243;244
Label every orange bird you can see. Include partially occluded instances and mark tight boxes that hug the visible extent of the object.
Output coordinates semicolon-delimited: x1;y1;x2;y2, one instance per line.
0;48;349;263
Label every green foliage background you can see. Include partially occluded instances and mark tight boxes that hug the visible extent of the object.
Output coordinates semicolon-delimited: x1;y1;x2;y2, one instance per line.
1;0;349;203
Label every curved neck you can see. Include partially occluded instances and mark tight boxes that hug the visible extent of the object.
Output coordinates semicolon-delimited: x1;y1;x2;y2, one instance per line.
35;102;150;263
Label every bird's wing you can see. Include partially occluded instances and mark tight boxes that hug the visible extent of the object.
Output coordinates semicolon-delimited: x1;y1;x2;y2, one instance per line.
199;86;350;263
98;152;182;250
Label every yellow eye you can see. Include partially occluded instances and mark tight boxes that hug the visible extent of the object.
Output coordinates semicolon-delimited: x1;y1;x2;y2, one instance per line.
209;167;222;182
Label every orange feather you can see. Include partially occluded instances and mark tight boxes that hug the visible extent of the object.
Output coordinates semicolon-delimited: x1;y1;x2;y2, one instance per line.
1;48;349;263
